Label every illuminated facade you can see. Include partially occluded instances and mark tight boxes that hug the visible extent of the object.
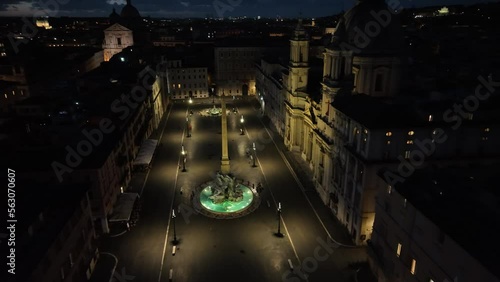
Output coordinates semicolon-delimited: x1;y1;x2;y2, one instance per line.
280;0;500;246
214;46;260;96
165;60;209;100
102;23;134;62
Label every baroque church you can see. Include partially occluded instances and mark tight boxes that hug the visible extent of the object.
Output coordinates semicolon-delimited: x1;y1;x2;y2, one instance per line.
283;0;406;245
103;0;145;62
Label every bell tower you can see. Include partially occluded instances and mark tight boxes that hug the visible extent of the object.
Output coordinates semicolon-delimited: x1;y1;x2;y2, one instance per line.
288;19;309;93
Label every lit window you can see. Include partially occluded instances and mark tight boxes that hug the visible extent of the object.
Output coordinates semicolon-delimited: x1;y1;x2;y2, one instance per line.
386;141;391;145
364;129;368;134
172;84;175;89
429;280;435;282
386;131;392;137
178;84;181;88
406;140;414;145
484;128;490;132
4;94;7;99
410;259;417;275
405;151;411;159
408;131;415;136
396;243;402;257
428;115;433;122
403;198;407;208
387;185;392;194
482;137;488;141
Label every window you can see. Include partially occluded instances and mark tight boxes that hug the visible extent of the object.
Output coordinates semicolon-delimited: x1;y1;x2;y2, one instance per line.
428;115;433;122
396;243;402;257
387;185;392;194
403;198;407;208
405;151;411;159
484;128;490;132
410;259;417;275
386;131;392;137
178;84;181;88
386;141;391;145
406;140;414;145
408;131;415;136
116;37;122;45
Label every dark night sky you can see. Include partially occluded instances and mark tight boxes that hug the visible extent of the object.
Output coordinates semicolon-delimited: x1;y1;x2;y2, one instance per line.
0;0;497;18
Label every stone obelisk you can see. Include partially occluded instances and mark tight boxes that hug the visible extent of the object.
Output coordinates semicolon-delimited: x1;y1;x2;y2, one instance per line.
220;99;230;174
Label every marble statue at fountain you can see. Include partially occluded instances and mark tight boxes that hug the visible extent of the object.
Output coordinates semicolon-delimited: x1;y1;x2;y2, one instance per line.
208;172;243;204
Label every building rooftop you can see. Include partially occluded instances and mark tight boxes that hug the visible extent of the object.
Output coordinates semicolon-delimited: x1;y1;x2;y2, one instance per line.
16;183;89;281
384;165;500;279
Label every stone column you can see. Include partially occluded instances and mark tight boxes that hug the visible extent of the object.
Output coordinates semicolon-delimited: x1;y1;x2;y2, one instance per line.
221;99;230;174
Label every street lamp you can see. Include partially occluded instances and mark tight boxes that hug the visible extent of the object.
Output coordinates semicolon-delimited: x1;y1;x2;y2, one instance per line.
181;146;186;172
276;202;282;237
240;115;244;135
189;97;193;104
252;142;257;167
186;117;191;137
172;209;178;244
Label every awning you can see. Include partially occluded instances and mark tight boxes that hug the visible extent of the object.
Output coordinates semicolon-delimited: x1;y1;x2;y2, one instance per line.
108;193;139;222
133;139;158;166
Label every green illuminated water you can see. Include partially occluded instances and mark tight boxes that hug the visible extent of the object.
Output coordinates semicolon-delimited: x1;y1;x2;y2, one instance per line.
199;185;254;213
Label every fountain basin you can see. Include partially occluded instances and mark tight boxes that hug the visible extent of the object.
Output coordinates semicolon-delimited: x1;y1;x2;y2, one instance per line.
199;185;254;214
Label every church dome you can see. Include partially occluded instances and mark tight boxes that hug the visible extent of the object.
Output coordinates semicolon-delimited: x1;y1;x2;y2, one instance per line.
330;0;403;54
120;0;141;18
109;8;120;23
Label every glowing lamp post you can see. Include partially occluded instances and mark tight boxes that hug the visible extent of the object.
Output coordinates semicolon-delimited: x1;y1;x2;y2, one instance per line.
186;117;191;138
181;146;186;172
252;142;257;167
172;210;178;244
276;202;282;237
240;115;244;135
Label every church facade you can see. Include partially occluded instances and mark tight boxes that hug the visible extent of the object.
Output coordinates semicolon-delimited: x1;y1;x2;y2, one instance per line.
279;0;500;245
